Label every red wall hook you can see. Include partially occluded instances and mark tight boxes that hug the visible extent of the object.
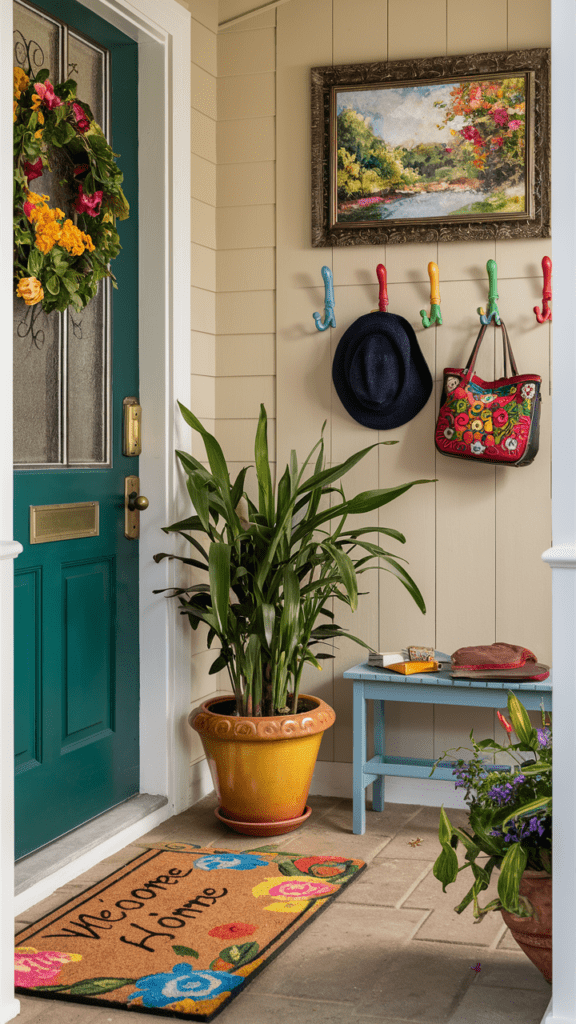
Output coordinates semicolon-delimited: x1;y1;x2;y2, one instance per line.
376;263;388;312
534;256;552;323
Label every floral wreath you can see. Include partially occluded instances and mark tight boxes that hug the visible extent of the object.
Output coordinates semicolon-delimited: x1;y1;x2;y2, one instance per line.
13;65;129;314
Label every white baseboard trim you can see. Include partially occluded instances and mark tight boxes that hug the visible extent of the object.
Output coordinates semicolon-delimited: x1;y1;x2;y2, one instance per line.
187;756;216;807
309;760;468;810
14;802;175;916
0;999;20;1024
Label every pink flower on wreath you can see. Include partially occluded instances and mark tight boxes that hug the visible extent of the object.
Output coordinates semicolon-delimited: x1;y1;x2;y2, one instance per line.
454;412;470;430
15;947;82;987
492;107;509;126
491;136;504;148
71;101;90;134
508;119;522;131
75;183;103;218
33;79;61;110
23;157;43;181
73;163;89;177
493;408;509;429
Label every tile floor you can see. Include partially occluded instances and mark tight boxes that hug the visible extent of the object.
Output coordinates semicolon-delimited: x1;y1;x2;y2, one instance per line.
14;793;552;1024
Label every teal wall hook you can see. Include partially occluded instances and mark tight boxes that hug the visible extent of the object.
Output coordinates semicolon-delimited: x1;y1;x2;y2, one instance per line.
420;262;442;327
477;259;501;325
313;265;336;331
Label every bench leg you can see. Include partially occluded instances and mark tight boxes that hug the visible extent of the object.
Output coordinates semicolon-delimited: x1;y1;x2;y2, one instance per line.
352;683;366;835
373;699;385;812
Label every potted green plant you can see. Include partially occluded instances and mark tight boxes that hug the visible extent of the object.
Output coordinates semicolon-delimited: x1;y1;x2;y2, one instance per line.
154;402;430;835
429;691;552;981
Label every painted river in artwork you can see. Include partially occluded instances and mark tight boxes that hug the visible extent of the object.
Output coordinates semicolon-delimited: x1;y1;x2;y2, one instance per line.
376;189;487;219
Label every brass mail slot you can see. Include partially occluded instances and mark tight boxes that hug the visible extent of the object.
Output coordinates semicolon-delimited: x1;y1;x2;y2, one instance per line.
30;502;99;544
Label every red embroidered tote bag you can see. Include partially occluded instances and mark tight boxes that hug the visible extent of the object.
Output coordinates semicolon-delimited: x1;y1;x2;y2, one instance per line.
435;320;541;467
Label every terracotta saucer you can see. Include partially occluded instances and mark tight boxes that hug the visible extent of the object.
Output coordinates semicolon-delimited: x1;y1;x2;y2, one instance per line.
214;805;312;836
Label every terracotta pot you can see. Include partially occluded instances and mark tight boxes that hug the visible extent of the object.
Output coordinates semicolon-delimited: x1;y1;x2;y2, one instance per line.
189;694;335;836
500;869;552;983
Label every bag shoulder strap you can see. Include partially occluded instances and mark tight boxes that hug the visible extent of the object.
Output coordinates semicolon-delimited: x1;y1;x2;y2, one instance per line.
462;320;519;382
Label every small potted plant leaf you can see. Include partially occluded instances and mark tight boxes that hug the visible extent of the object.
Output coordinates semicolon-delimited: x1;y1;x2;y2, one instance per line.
429;692;552;982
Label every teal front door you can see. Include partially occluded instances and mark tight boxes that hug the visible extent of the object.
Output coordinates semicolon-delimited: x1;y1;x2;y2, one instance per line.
13;0;140;859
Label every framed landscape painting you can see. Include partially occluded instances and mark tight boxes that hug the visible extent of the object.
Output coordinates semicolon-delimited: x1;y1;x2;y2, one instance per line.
311;48;550;245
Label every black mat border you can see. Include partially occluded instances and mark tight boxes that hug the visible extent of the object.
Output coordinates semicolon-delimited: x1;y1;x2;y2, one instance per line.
16;846;367;1021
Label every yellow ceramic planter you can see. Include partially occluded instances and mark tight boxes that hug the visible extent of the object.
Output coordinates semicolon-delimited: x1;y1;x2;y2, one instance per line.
189;694;336;835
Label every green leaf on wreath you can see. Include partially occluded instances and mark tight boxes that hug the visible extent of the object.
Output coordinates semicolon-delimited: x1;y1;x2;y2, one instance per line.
27;249;43;277
45;274;60;296
218;942;259;968
35;69;50;84
172;945;200;959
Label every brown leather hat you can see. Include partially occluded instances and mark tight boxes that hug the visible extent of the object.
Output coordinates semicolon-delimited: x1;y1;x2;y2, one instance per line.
450;643;549;681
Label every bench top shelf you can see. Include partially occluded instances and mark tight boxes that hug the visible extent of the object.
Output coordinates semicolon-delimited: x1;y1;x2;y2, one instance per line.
343;660;552;692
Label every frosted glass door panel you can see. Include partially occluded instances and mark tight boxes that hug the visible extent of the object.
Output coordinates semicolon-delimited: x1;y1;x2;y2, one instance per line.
13;297;62;465
13;3;61;81
68;32;108;132
67;285;109;465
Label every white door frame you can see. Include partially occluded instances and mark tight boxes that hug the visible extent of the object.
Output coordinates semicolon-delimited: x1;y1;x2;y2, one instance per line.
1;1;193;1019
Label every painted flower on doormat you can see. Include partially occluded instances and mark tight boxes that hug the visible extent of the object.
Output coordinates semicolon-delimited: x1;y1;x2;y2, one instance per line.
192;853;268;872
14;947;82;987
252;876;339;913
128;964;244;1008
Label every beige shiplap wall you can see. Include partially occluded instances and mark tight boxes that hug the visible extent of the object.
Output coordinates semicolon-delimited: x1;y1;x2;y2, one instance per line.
186;0;552;797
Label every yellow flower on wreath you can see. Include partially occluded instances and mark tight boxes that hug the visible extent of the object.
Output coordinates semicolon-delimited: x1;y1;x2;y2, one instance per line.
16;277;44;306
13;67;29;100
59;218;95;256
251;875;339;913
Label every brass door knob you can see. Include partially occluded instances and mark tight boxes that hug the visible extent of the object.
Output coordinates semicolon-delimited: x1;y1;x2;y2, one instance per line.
128;491;149;512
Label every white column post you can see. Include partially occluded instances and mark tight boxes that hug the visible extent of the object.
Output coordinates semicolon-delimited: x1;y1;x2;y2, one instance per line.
541;3;576;1022
0;6;24;1022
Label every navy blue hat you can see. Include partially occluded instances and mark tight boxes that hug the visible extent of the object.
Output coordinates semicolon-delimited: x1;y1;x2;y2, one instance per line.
332;311;433;430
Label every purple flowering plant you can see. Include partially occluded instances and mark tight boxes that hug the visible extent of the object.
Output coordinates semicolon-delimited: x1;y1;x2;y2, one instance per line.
428;690;551;921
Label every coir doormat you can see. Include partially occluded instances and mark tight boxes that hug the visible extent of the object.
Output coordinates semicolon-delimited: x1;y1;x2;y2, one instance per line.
15;842;366;1020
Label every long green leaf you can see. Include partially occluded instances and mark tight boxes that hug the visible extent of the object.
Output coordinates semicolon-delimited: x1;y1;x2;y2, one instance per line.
186;473;210;533
293;481;433;539
340;526;406;544
380;556;426;613
279;568;301;662
507;691;536;747
208;542;231;635
501;796;551;831
255;404;274;524
177;402;231;492
260;603;275;649
323;541;358;611
497;842;528;913
295;443;381;497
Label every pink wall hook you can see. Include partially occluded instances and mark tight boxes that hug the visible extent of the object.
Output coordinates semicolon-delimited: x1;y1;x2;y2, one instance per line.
534;256;552;323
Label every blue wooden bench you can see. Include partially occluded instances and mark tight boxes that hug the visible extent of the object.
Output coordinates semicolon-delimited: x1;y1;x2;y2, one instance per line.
343;654;552;835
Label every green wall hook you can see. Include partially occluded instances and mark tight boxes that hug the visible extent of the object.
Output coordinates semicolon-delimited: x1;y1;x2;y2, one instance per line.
420;261;442;327
477;259;501;325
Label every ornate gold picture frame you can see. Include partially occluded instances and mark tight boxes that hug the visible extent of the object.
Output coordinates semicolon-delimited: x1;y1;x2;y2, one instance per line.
311;48;550;246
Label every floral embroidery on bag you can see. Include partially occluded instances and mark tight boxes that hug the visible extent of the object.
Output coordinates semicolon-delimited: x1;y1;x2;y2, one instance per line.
436;373;538;462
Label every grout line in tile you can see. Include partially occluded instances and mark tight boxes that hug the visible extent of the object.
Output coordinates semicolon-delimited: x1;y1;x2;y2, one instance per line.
395;861;436;909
